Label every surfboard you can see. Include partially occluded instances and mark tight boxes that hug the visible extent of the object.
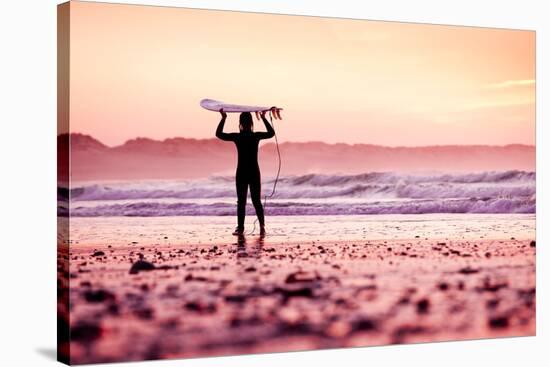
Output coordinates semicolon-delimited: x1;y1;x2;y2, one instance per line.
200;99;282;119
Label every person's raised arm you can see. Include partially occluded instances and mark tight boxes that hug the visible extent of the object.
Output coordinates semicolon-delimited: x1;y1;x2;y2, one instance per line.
256;108;276;140
215;109;237;141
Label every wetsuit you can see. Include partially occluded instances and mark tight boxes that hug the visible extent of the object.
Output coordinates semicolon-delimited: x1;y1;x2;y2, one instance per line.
216;116;275;230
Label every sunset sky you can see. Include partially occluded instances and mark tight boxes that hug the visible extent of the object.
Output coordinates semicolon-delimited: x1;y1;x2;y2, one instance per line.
69;1;535;147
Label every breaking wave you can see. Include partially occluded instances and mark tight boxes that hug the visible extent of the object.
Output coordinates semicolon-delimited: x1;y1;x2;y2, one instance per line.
70;170;535;216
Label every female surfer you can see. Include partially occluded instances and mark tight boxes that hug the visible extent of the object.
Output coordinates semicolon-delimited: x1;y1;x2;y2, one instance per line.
215;107;276;236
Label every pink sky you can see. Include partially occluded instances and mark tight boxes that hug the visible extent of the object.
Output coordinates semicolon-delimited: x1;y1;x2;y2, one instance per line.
68;1;535;147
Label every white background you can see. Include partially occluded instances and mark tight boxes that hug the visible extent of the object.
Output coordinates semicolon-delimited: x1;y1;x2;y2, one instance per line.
0;0;548;366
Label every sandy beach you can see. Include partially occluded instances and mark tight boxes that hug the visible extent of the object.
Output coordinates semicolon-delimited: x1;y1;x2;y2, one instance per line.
58;214;536;364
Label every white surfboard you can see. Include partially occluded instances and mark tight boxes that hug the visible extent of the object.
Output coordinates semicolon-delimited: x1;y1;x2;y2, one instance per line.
200;99;283;119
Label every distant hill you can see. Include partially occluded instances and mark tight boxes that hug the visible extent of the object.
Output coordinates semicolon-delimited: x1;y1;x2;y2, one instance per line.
60;133;535;181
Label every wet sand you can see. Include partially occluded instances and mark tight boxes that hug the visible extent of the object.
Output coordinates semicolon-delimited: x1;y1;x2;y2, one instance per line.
59;215;536;364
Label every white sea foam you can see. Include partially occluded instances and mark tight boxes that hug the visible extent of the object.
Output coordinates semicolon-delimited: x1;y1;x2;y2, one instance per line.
69;170;535;216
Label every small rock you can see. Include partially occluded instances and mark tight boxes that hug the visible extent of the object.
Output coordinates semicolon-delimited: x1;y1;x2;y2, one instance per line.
129;260;155;274
353;318;377;332
184;300;217;314
416;298;430;314
530;241;536;248
476;278;508;293
83;289;115;303
458;267;479;275
91;251;105;257
275;286;314;301
488;316;509;329
285;271;320;284
71;322;102;343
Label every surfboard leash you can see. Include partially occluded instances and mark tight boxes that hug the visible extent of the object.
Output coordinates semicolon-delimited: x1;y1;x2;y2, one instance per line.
249;111;281;235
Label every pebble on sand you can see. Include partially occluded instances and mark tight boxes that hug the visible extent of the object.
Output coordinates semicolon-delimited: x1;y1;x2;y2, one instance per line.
184;300;217;314
416;298;430;314
488;316;509;329
458;267;480;275
83;289;115;303
129;260;156;274
285;271;320;284
71;322;102;343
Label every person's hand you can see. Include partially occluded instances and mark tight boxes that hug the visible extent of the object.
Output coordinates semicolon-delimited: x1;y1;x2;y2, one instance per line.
269;106;280;120
261;107;277;119
219;108;227;119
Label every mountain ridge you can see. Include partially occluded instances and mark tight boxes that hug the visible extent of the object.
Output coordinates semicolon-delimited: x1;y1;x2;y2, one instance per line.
59;133;536;181
62;133;535;150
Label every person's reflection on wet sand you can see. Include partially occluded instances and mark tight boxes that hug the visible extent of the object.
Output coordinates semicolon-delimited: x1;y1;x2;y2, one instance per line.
233;234;264;259
234;234;248;260
252;234;265;258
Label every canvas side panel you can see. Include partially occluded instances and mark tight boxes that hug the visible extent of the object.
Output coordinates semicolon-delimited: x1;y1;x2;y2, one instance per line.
57;2;70;365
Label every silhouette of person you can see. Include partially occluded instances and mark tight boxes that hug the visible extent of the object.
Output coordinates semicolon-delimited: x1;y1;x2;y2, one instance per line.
215;108;275;236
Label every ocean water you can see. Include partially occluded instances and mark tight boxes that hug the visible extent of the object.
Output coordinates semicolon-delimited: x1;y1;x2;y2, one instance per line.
66;170;535;217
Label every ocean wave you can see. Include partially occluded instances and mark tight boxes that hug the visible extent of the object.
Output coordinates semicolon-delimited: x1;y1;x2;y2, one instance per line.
71;170;535;202
278;170;535;186
70;196;535;217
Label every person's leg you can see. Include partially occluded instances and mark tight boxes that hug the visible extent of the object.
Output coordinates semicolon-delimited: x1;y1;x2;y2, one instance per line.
236;172;248;232
249;171;265;227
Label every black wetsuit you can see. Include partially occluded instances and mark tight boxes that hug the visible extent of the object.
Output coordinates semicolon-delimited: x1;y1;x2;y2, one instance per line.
216;117;275;229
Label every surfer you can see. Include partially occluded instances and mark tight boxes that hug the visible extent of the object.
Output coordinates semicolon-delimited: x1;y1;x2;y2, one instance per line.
215;108;276;236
